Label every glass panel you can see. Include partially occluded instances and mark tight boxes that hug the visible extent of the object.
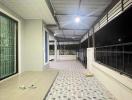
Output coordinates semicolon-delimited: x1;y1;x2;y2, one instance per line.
45;31;48;63
0;14;17;79
124;45;132;75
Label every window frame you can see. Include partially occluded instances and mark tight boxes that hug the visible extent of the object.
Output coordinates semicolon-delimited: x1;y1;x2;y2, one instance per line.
0;11;18;80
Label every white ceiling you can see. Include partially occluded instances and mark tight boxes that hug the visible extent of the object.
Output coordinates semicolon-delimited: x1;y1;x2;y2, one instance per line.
0;0;112;41
57;15;97;29
0;0;56;24
49;0;112;41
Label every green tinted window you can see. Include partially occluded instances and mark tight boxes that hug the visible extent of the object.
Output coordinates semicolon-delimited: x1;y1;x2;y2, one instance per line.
0;14;17;80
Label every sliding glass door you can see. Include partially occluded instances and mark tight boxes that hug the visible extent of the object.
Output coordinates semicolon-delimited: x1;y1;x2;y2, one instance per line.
0;13;18;80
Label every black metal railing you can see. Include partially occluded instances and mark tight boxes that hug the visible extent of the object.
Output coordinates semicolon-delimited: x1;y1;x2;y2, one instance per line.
95;42;132;77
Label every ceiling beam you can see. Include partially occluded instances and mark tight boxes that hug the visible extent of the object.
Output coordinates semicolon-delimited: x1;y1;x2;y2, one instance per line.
55;13;98;17
45;0;58;25
78;0;82;11
56;37;80;39
56;37;80;41
61;28;88;30
46;0;62;30
46;24;57;28
46;25;88;31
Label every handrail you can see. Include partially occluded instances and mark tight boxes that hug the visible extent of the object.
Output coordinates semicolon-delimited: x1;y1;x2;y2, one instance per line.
95;42;132;48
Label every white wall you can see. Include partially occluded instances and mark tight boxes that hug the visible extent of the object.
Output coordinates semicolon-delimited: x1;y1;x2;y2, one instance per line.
87;48;132;100
23;19;44;71
57;50;77;61
49;34;55;41
0;2;25;73
0;3;50;73
87;48;94;71
58;55;77;60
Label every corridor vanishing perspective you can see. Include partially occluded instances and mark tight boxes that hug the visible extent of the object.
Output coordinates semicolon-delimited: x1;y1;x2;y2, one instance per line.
0;0;132;100
45;61;115;100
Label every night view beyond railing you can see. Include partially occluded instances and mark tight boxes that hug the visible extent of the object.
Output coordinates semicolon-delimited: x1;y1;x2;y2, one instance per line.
95;43;132;77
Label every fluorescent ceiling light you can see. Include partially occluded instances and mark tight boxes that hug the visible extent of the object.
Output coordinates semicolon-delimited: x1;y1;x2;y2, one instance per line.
54;33;57;36
75;16;80;23
54;32;61;36
72;37;76;39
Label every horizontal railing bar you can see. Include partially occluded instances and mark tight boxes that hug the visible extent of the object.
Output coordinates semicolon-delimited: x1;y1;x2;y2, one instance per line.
95;42;132;48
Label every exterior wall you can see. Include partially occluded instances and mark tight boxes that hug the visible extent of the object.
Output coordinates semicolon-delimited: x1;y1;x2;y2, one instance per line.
0;3;50;72
23;19;44;71
56;50;77;61
49;34;55;41
87;48;94;71
0;2;50;74
57;55;77;61
87;48;132;100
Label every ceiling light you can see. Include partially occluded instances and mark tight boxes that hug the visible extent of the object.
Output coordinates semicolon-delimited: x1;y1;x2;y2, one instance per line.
75;16;80;23
72;37;76;39
54;33;57;36
54;32;61;36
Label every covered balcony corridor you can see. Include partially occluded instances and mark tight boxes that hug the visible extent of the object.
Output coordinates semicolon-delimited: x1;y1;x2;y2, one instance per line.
0;0;132;100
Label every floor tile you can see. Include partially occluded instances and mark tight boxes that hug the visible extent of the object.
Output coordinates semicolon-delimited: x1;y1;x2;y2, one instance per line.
46;60;116;100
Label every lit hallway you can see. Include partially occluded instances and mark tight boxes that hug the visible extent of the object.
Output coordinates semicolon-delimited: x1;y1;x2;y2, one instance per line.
45;60;115;100
0;0;132;100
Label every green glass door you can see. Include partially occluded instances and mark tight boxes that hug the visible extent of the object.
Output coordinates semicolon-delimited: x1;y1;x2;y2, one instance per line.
0;13;18;80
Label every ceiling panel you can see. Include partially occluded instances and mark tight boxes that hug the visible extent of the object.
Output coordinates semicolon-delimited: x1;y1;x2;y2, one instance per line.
79;0;112;15
74;30;87;35
56;33;64;38
58;16;97;29
51;0;79;14
49;0;112;41
63;30;74;35
0;0;56;24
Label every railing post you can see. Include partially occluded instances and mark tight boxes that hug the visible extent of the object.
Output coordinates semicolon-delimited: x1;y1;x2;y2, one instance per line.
121;0;124;11
123;45;125;73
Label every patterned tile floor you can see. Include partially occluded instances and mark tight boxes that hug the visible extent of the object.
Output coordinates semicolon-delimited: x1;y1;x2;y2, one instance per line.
49;60;85;72
45;60;116;100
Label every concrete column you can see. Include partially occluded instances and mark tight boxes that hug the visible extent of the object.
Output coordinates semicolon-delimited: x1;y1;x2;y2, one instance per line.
54;40;57;61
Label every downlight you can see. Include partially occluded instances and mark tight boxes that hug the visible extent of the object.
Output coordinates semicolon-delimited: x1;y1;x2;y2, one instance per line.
54;33;57;36
75;16;80;23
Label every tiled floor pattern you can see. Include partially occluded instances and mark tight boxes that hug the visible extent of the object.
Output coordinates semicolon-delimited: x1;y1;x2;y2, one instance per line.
49;60;85;72
46;60;115;100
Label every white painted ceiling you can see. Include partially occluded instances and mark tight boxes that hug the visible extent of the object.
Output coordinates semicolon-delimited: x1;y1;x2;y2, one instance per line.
48;0;112;41
0;0;113;41
0;0;56;24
